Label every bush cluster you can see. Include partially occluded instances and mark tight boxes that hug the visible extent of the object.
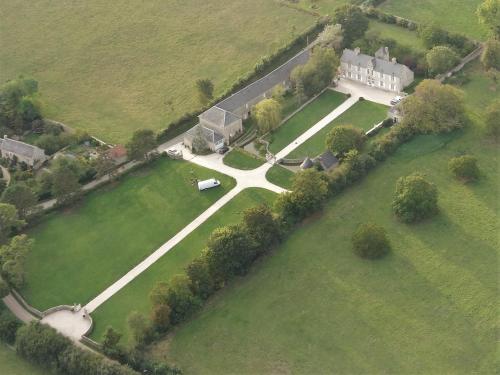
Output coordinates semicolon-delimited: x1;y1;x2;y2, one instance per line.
448;155;480;182
352;223;391;259
13;321;138;375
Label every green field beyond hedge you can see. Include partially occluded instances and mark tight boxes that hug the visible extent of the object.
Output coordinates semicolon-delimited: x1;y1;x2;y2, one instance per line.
380;0;488;40
23;159;235;310
150;64;498;373
287;99;388;159
0;0;313;143
90;188;276;343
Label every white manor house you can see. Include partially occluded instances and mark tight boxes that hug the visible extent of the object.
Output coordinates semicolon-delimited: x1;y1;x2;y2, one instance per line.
340;47;414;93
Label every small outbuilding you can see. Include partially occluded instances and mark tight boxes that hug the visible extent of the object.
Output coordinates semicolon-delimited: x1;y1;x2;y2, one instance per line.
314;150;339;171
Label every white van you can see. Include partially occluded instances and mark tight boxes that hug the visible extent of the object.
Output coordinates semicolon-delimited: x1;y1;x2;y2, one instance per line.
197;178;221;191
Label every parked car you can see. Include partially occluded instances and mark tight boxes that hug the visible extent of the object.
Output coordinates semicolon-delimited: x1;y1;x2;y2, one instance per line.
166;148;182;159
217;146;229;154
390;96;403;106
197;178;221;191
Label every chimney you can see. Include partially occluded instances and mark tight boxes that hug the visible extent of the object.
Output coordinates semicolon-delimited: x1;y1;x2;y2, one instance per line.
391;57;397;64
354;47;360;55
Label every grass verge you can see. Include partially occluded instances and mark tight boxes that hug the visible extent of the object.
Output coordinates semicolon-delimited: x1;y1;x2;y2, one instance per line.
223;148;265;170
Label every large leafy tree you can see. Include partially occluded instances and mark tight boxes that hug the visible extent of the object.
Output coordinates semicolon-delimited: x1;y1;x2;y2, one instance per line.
291;47;339;98
332;5;368;47
242;204;281;253
185;254;214;300
399;79;467;133
426;46;459;74
477;0;500;38
1;183;37;218
484;100;500;140
205;225;256;282
0;77;41;133
0;234;33;289
126;129;157;160
0;203;25;244
392;173;438;223
51;158;82;204
481;38;500;70
254;98;282;134
326;125;365;157
163;274;201;324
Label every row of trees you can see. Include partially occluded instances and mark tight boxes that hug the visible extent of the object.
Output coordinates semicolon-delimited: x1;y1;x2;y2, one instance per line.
119;204;282;348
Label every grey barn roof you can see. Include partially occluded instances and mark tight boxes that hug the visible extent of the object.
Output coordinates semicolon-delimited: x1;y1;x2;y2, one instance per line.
199;106;240;128
215;48;311;114
0;137;44;159
341;48;409;76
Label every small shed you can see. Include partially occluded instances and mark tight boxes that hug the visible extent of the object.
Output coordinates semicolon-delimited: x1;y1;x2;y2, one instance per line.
313;150;339;171
107;145;128;164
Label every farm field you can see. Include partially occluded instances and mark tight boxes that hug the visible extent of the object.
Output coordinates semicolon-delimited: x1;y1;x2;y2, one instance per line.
0;0;314;143
268;90;348;154
368;20;426;52
223;148;264;170
22;158;235;311
89;188;276;343
265;165;295;190
287;99;388;158
380;0;488;40
150;67;498;373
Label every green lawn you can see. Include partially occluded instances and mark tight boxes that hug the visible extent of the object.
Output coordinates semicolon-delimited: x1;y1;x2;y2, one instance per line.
294;0;349;15
268;90;348;154
149;65;498;374
223;148;264;170
0;343;49;375
89;188;276;343
0;0;314;143
265;165;295;190
23;158;235;310
368;20;426;52
380;0;488;41
288;99;388;158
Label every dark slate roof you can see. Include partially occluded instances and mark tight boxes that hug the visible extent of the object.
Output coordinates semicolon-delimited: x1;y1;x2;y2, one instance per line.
199;106;240;128
186;125;224;144
341;48;410;76
0;137;44;159
314;150;339;171
216;49;311;113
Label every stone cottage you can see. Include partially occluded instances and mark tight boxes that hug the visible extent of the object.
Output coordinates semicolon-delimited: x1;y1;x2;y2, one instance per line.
0;136;47;168
185;49;311;152
340;47;414;93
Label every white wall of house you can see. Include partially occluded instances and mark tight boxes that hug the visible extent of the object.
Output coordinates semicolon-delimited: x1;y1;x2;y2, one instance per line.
340;61;414;93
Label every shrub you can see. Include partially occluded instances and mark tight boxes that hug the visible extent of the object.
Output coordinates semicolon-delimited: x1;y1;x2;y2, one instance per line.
484;100;500;140
0;277;9;298
352;223;391;259
449;155;480;182
392;173;438;223
0;310;21;344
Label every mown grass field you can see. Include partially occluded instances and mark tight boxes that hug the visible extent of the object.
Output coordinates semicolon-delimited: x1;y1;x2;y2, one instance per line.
150;65;498;373
294;0;349;15
23;159;235;310
265;165;295;190
268;90;348;154
89;188;276;343
0;0;314;143
287;99;388;158
223;148;264;170
368;20;426;52
380;0;488;40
